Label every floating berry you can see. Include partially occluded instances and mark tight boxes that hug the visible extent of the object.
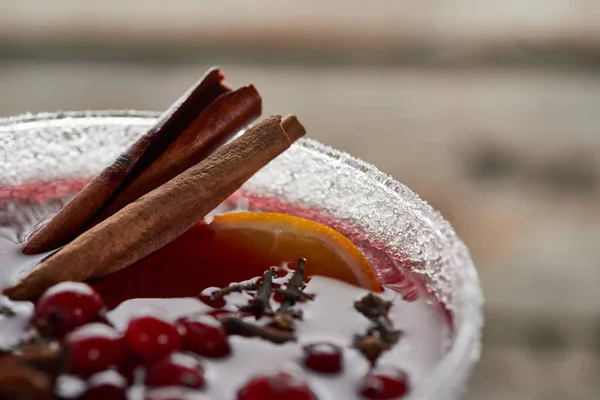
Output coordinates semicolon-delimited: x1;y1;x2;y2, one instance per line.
79;370;127;400
237;367;316;400
33;282;105;337
302;342;343;374
145;353;204;389
178;314;230;358
123;310;182;361
198;287;226;309
359;365;409;399
65;323;125;377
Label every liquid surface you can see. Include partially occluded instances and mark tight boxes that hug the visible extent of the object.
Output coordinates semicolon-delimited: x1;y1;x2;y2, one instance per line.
0;181;451;399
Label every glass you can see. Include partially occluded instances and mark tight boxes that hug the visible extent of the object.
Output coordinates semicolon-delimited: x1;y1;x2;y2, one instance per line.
0;111;483;400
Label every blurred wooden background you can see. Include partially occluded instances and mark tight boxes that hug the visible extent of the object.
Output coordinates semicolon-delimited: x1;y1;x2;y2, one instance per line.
1;1;599;399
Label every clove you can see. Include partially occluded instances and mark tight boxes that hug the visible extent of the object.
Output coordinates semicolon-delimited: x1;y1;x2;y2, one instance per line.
220;316;296;344
272;258;313;330
210;282;258;301
353;293;402;365
239;268;276;317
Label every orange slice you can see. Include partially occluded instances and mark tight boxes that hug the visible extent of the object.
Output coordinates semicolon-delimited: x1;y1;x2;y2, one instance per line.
208;212;382;291
93;211;381;308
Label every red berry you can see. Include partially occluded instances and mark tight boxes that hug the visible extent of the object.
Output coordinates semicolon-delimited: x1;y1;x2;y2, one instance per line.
359;366;409;399
303;342;343;374
33;282;105;337
178;314;230;358
198;288;226;308
237;368;316;400
145;353;204;389
123;310;182;361
65;323;125;377
79;370;127;400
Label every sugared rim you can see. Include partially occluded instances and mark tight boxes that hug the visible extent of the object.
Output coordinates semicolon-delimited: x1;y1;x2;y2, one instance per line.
0;110;162;127
0;110;483;400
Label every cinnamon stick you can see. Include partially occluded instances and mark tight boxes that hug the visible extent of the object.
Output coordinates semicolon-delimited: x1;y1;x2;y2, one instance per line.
5;115;306;301
92;84;262;222
0;359;53;400
23;67;230;254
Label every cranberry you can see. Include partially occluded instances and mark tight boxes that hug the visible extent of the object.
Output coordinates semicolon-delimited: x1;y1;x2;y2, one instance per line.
178;314;230;358
303;342;343;374
79;370;127;400
33;282;105;337
198;287;226;308
145;353;204;389
237;368;316;400
65;323;125;377
123;310;182;361
359;366;409;399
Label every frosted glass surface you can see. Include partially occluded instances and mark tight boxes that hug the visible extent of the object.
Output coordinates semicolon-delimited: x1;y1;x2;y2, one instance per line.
0;111;483;399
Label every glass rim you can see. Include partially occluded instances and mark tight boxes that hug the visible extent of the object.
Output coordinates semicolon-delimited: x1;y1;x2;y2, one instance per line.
0;110;483;399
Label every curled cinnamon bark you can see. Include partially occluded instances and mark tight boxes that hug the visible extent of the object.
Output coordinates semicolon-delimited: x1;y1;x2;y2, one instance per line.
24;68;233;254
92;84;262;222
5;115;306;301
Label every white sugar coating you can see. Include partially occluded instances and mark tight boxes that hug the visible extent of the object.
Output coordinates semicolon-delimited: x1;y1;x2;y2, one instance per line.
88;369;128;387
137;386;211;400
54;375;86;399
0;111;482;399
0;228;57;289
0;295;33;350
107;297;209;331
103;274;449;400
0;111;481;314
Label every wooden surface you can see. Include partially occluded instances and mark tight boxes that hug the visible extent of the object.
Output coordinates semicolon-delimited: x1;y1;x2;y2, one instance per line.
1;0;599;47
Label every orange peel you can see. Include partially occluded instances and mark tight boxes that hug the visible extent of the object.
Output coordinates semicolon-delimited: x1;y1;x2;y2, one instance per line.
209;212;382;292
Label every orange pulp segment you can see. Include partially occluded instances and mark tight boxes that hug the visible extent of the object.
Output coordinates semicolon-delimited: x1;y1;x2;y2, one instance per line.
208;212;382;292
